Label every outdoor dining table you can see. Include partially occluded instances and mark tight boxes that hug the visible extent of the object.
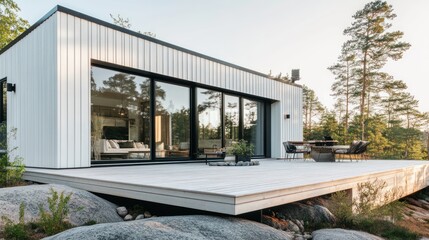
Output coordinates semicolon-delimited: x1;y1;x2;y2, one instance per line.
310;145;350;162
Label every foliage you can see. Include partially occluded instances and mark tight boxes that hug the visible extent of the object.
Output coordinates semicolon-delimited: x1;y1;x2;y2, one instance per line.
110;13;156;38
352;219;419;240
0;123;25;187
0;0;29;49
0;190;80;239
37;188;73;235
303;85;325;140
228;139;254;157
2;203;29;240
327;179;415;239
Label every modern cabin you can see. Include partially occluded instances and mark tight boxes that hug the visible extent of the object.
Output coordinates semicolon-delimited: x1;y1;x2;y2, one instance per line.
0;6;302;169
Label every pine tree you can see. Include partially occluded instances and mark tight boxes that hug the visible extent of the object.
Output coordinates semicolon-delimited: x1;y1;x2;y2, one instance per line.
343;0;410;140
328;43;358;142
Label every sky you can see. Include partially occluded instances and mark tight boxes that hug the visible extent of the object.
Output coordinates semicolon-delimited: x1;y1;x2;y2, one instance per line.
14;0;429;112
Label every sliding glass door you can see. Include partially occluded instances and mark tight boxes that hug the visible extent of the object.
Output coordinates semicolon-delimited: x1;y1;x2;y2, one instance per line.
197;88;222;156
91;66;151;161
155;82;190;158
243;99;265;156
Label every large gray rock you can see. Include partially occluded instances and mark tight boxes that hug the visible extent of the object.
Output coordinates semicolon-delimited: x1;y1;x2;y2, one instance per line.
273;203;336;224
312;228;384;240
0;184;123;228
45;215;294;240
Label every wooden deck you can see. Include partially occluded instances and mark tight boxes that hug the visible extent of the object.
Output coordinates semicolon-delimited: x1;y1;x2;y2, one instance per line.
23;159;429;215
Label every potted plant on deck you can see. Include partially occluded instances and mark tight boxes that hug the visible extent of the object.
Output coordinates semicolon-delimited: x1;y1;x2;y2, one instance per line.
229;139;254;163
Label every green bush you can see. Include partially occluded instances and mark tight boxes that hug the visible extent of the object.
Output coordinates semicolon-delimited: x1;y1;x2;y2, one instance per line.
329;190;354;226
228;139;254;156
0;123;25;187
37;188;73;235
327;179;417;239
2;203;29;240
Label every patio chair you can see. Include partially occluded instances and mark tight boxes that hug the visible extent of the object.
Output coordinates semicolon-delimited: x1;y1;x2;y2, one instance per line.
283;141;310;161
354;141;370;161
324;136;334;146
334;141;370;162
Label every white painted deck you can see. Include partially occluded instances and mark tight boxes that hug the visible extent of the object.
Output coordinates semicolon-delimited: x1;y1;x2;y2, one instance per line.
24;159;429;215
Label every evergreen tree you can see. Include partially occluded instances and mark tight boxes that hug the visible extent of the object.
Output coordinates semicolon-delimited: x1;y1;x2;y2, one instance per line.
0;0;29;49
302;85;325;140
343;0;410;140
329;43;358;142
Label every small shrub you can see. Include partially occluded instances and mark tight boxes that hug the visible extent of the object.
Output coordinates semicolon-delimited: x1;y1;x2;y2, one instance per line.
0;124;25;187
2;203;29;240
329;190;354;226
326;179;418;239
37;188;73;235
354;179;387;218
228;139;254;156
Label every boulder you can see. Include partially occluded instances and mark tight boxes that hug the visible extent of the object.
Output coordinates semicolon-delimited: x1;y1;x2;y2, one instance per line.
0;184;123;228
45;215;294;240
262;215;299;232
273;203;336;224
312;228;383;240
116;206;128;217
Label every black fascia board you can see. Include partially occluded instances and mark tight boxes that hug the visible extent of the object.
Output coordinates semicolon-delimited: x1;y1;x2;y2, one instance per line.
0;5;301;87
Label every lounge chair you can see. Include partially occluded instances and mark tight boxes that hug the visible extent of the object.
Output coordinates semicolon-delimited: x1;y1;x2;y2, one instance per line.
283;141;310;161
334;141;370;161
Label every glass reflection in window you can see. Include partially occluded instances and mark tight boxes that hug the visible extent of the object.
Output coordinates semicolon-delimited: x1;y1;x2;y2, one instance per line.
155;82;190;158
243;99;264;155
91;66;151;161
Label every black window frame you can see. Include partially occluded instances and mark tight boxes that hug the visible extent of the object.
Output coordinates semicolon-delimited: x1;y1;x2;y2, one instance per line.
0;77;7;123
90;60;273;164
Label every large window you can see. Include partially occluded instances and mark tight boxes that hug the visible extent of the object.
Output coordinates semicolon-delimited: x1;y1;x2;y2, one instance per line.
91;67;151;161
155;82;190;158
243;99;265;156
90;65;268;163
197;88;222;155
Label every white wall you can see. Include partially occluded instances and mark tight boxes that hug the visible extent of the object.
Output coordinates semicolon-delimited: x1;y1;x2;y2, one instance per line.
0;14;58;168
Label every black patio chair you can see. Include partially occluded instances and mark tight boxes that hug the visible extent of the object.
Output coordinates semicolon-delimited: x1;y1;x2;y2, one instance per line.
283;141;310;161
354;141;370;161
334;141;370;162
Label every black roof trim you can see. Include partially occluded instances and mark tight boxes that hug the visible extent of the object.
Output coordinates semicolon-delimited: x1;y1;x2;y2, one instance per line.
0;5;301;87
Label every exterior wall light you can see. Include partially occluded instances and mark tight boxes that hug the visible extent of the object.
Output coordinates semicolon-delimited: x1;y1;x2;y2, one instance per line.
285;114;290;119
7;83;16;92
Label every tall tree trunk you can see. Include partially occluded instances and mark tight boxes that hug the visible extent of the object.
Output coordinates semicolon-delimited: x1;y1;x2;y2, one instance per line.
309;104;313;131
360;52;368;141
345;60;350;143
427;132;429;160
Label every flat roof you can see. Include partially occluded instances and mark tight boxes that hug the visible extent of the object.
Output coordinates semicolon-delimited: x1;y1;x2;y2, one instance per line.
0;5;300;87
23;159;429;215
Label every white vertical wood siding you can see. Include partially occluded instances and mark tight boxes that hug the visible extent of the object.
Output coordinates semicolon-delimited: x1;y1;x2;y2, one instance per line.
0;14;58;168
